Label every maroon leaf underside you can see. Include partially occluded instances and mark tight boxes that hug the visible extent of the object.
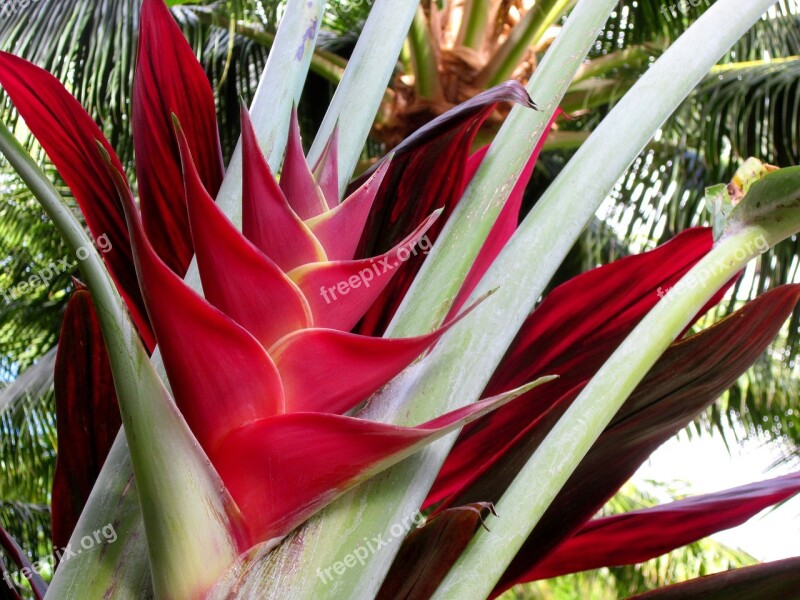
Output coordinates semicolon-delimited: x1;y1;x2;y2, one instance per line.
354;82;537;336
0;527;47;600
133;0;224;276
376;503;496;600
629;556;800;599
51;286;121;555
0;52;153;350
491;284;800;595
525;472;800;581
426;228;726;508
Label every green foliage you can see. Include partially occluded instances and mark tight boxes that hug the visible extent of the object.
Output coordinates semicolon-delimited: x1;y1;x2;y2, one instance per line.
0;354;57;571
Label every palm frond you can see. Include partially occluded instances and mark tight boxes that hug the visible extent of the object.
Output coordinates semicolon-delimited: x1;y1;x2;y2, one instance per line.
0;354;56;566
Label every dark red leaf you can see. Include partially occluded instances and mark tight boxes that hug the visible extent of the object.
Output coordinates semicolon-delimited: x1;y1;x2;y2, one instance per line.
427;228;725;508
354;82;536;335
629;557;800;599
376;503;496;600
0;53;153;350
133;0;224;276
523;472;800;581
493;284;800;594
51;285;120;554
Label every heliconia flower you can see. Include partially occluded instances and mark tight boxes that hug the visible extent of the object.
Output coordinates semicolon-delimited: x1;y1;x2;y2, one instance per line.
98;108;550;547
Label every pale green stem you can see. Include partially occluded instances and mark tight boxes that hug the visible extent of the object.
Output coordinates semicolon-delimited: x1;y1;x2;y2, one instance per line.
215;0;326;224
477;0;577;88
408;6;441;99
458;0;491;50
193;11;348;85
306;0;419;198
432;227;773;599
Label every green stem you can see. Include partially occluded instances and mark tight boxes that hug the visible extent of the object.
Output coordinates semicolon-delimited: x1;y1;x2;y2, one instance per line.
431;227;774;599
193;10;348;86
306;0;420;198
458;0;491;50
559;76;637;114
477;0;577;88
408;6;441;99
571;45;654;83
215;0;326;225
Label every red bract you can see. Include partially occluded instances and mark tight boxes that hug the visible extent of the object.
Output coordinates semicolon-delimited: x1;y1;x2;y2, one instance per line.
0;0;540;554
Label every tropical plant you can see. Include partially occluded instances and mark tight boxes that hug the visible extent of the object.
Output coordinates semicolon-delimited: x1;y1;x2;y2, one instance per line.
1;1;800;599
